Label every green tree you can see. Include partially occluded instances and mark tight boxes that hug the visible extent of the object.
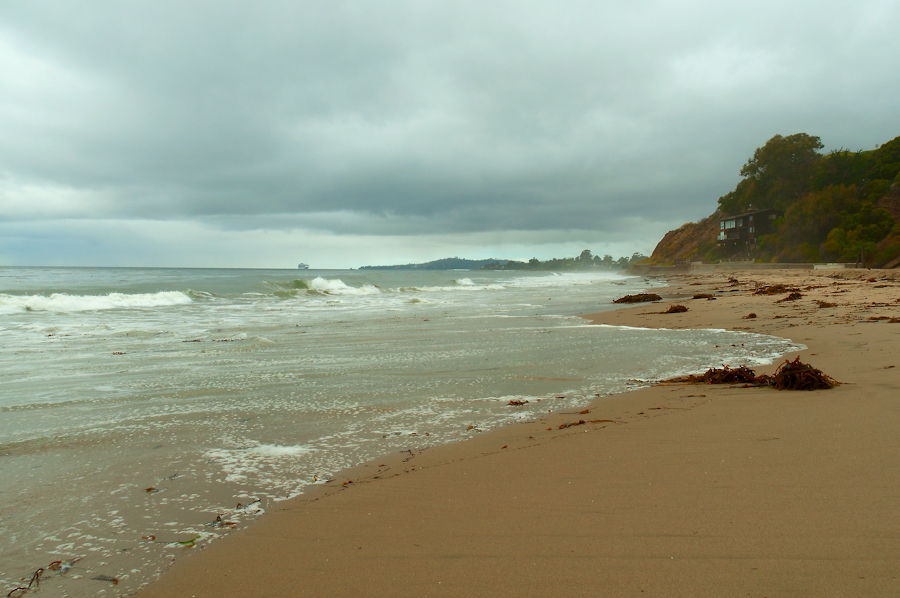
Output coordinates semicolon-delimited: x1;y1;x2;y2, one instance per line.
823;202;895;261
718;133;824;214
781;184;857;249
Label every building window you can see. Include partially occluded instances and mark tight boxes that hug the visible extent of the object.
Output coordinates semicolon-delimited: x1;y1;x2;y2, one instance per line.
749;226;755;233
737;218;743;226
724;220;736;229
720;221;725;230
718;232;726;241
749;215;754;221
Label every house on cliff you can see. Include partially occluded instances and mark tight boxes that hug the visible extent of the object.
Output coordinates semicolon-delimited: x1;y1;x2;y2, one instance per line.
717;208;782;254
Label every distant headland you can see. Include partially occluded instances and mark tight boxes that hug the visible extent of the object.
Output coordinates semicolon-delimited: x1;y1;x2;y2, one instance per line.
359;252;648;271
359;257;510;270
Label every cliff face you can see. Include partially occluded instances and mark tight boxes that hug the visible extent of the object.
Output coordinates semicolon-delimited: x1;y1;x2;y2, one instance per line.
649;212;721;264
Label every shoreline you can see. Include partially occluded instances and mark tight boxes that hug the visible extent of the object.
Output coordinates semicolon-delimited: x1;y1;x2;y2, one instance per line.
137;269;900;597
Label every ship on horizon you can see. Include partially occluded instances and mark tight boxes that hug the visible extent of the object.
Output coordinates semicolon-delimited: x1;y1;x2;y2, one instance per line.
298;263;309;270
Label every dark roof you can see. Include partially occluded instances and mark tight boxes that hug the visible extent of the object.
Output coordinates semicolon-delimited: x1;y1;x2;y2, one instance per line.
720;208;782;221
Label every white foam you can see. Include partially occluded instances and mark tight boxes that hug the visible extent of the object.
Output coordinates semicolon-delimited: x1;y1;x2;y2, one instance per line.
249;444;315;457
0;291;193;314
308;277;381;296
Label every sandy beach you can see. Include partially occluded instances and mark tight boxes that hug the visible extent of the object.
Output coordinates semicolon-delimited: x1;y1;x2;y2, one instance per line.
138;269;900;597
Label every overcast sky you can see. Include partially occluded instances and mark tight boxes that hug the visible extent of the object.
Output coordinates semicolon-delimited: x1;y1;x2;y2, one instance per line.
1;1;898;268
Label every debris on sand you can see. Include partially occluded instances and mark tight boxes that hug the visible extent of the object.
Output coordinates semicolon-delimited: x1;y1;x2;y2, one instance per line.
613;293;662;304
507;399;529;406
665;358;838;391
776;292;803;302
754;284;801;295
668;365;761;385
664;304;688;313
816;300;836;308
692;293;715;299
768;357;838;390
743;313;757;319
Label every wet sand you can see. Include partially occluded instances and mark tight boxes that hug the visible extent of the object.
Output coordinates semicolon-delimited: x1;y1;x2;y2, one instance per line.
139;269;900;597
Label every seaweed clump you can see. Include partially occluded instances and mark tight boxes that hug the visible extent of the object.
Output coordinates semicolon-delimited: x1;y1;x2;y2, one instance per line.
669;365;761;385
666;358;838;391
768;357;838;390
613;293;662;304
664;304;688;313
754;284;801;295
776;292;804;302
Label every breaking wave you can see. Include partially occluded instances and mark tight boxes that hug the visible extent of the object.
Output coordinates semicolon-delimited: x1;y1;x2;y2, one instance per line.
0;291;193;314
265;277;380;296
307;277;380;295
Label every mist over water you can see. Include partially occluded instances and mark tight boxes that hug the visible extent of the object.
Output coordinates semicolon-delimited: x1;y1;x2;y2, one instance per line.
0;267;802;596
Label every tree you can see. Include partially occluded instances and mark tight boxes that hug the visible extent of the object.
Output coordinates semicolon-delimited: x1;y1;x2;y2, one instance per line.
781;184;857;249
718;133;824;214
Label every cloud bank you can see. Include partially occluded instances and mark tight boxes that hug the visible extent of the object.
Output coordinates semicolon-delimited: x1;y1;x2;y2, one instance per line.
1;1;898;267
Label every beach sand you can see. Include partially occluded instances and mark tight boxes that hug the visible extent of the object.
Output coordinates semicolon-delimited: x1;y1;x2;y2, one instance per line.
139;269;900;597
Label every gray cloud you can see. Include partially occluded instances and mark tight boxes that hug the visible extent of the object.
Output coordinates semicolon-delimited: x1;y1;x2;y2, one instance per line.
1;0;899;266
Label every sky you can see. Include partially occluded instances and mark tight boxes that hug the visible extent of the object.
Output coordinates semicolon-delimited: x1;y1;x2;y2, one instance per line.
1;1;899;269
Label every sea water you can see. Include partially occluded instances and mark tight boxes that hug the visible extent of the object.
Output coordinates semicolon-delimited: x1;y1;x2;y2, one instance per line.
0;267;801;596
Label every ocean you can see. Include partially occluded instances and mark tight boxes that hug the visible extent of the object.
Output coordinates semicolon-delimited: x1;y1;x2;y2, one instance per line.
0;267;801;596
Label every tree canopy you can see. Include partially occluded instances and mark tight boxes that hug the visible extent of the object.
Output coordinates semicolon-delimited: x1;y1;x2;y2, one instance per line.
718;133;824;214
665;132;900;266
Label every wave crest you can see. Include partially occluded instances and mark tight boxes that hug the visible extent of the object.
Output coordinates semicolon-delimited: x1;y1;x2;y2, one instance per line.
307;277;380;296
0;291;193;314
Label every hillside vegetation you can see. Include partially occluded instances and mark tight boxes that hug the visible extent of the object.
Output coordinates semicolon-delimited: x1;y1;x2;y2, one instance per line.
650;133;900;267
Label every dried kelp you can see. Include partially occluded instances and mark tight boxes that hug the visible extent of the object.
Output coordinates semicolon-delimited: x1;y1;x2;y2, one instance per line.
776;292;803;302
664;304;688;313
768;357;838;390
666;358;838;391
668;365;761;385
613;293;662;304
557;419;620;429
754;284;801;295
692;293;715;299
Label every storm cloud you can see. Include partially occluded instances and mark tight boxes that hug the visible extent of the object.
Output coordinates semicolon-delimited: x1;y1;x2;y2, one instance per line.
1;0;898;267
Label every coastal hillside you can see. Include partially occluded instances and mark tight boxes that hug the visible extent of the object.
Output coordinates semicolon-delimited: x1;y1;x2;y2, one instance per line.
650;133;900;266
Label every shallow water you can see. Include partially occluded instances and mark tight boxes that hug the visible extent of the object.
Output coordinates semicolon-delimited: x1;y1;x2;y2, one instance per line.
0;267;802;596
